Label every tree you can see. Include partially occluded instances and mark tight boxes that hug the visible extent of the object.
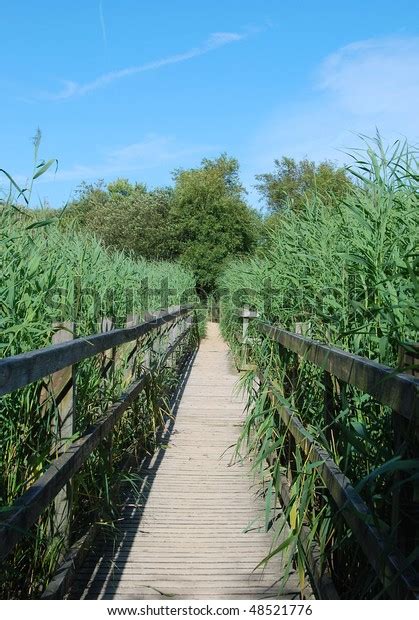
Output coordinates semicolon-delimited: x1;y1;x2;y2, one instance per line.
171;155;260;292
64;180;110;228
63;157;261;293
255;157;353;213
65;179;175;260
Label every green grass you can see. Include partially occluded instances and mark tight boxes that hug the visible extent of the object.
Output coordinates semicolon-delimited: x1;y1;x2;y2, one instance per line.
219;135;419;598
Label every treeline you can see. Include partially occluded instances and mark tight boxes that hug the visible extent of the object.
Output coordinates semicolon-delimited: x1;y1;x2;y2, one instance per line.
47;154;352;293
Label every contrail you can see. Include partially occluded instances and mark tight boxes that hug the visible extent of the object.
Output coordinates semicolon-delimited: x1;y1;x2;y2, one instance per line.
43;31;246;100
99;1;107;47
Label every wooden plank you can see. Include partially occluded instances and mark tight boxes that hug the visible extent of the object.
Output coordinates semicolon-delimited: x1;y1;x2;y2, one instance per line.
258;322;419;420
0;305;192;397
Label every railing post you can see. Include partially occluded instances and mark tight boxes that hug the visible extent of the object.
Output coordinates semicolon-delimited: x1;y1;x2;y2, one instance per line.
124;313;139;383
392;343;419;562
242;304;250;343
323;371;337;446
143;309;165;372
101;317;115;383
209;297;220;322
153;315;163;367
43;321;76;554
167;307;179;369
100;317;115;496
177;311;186;363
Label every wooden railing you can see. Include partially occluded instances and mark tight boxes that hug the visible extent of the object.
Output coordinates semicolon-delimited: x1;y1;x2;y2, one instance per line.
0;305;197;568
238;312;419;600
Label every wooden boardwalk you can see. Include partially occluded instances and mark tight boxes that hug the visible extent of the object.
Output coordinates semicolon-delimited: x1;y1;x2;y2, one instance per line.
71;323;301;600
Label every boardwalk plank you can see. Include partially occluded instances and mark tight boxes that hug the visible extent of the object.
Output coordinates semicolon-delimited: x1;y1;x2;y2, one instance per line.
71;323;304;600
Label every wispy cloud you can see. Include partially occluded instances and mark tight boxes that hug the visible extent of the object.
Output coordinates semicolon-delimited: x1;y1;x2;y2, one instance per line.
317;36;419;119
247;36;419;172
42;31;246;100
240;35;419;206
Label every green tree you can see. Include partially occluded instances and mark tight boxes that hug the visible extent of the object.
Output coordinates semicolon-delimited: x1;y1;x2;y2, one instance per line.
65;179;174;260
255;156;353;213
64;180;110;228
171;155;259;292
64;158;260;292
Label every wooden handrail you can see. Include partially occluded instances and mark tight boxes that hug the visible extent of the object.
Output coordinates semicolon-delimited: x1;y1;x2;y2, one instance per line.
0;305;193;397
258;322;418;420
0;309;196;562
263;373;419;599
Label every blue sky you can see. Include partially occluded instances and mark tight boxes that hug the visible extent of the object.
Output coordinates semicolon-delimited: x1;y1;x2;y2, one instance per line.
1;1;419;208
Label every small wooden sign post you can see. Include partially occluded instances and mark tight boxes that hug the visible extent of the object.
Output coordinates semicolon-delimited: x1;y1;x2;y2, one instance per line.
238;306;259;369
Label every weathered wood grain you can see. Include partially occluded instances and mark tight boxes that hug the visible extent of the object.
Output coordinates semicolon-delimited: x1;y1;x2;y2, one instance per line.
264;374;419;599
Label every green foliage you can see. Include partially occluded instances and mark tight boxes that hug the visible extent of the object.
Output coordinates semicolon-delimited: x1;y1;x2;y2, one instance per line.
219;136;419;598
66;156;260;294
255;156;353;215
64;180;174;260
222;138;418;361
171;154;260;292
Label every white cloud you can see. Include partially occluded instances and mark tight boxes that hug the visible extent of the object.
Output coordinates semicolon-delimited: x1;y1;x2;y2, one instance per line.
317;37;419;119
247;36;419;179
42;31;246;100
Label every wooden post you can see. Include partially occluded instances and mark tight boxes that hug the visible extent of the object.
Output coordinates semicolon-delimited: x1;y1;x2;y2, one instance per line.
211;298;220;322
167;308;179;369
124;313;139;384
43;322;76;553
392;344;419;562
101;317;115;382
154;324;163;369
178;310;188;363
99;318;115;496
143;309;164;372
323;371;337;447
399;343;419;378
238;307;259;369
242;304;250;344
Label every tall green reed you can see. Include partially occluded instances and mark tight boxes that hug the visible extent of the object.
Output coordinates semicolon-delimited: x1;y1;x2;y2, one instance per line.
219;135;419;598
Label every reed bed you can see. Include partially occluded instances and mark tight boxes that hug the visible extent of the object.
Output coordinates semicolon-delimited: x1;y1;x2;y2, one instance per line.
219;136;419;598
